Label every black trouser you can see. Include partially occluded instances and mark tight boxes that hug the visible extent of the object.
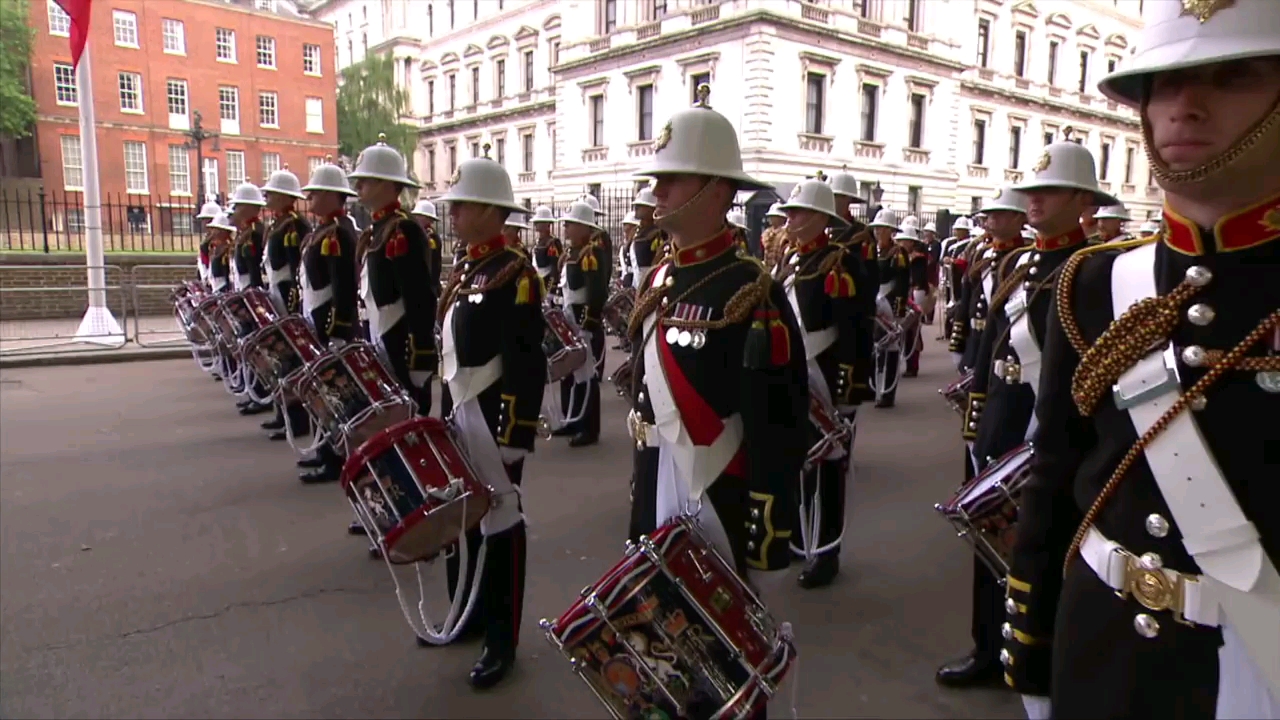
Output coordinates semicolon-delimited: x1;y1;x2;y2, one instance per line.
796;454;847;561
439;381;453;420
875;342;901;406
967;448;1005;661
445;459;527;656
380;322;433;418
558;323;604;438
629;447;659;543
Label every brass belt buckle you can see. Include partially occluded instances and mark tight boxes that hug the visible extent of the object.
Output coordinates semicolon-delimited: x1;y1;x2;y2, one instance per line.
627;410;648;450
1003;361;1022;384
1119;551;1195;626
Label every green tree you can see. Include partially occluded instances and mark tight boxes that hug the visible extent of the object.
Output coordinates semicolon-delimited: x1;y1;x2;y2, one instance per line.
0;0;37;138
336;54;416;166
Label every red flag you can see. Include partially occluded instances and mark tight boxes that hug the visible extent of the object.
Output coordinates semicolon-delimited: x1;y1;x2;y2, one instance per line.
54;0;92;69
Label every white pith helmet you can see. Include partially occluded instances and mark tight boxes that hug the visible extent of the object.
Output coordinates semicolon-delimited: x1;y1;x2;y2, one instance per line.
579;194;605;216
196;201;222;220
411;199;439;220
828;165;866;203
261;168;305;199
726;210;748;229
780;178;851;228
1098;0;1280;108
638;84;771;191
438;144;526;213
765;201;786;219
1139;220;1162;235
632;187;657;208
867;208;898;230
1014;142;1120;206
979;186;1032;214
229;181;266;207
302;160;357;196
348;133;419;187
623;211;640;227
1094;204;1132;221
923;221;937;234
505;215;529;230
953;216;973;232
207;212;236;232
893;224;921;242
531;205;556;224
898;214;920;230
1021;225;1038;241
560;201;602;230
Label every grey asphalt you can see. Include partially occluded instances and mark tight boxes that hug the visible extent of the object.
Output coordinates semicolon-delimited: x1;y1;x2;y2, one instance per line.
0;334;1021;720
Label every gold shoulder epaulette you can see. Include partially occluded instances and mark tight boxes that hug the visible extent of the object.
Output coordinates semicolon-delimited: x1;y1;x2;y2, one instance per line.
1055;235;1159;356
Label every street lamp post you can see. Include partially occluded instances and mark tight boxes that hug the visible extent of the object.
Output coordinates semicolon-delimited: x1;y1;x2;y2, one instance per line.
182;110;220;204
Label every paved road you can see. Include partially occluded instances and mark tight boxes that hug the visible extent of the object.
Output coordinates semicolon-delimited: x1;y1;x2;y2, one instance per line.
0;335;1021;720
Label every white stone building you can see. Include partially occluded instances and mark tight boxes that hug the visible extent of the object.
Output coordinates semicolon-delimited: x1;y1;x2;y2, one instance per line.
310;0;1162;220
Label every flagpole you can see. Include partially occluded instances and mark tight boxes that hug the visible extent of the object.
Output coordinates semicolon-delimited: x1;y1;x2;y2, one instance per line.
72;40;125;346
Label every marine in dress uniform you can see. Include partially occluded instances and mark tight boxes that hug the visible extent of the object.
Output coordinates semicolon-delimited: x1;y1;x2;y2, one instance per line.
195;201;221;287
1137;219;1163;241
949;228;997;375
435;152;547;690
293;161;360;484
349;136;438;417
619;211;640;287
922;221;941;324
410;199;444;290
228;182;272;415
727;210;754;257
826;169;877;432
529;206;562;296
937;185;1034;689
1094;204;1133;244
904;229;930;378
624;87;808;633
871;211;909;408
579;194;614;281
555;201;609;448
628;186;667;290
206;213;236;294
777;178;870;589
1004;5;1280;718
259;169;311;440
939;217;976;342
503;215;531;258
761;202;789;273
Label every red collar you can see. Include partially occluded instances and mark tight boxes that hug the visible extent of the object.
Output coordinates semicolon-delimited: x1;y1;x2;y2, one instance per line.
1035;226;1087;252
672;228;738;267
271;207;296;218
466;235;506;262
1164;192;1280;255
796;233;829;255
371;201;401;223
325;208;347;222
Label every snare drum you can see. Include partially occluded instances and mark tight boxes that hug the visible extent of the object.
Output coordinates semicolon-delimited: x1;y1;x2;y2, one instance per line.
543;307;589;384
540;516;796;720
602;287;636;338
242;317;326;395
217;289;280;348
939;369;975;416
299;342;415;453
175;292;214;345
341;416;491;564
934;443;1035;576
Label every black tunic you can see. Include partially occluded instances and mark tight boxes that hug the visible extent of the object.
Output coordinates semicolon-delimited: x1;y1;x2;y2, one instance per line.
362;205;438;379
533;237;562;295
789;234;872;407
233;221;265;288
264;210;308;314
878;244;911;315
562;241;608;332
301;214;358;343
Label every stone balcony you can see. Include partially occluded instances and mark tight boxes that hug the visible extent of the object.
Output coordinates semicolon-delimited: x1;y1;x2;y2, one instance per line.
798;133;834;153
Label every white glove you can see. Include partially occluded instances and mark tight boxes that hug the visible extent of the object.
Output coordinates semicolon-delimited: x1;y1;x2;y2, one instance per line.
951;352;963;370
499;446;528;465
1021;695;1052;720
409;370;434;388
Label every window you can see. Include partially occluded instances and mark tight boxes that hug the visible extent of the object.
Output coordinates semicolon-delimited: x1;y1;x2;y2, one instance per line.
470;66;480;105
495;59;506;97
124;141;148;193
427;147;436;182
113;10;138;47
48;1;71;36
907;186;922;215
261;152;281;180
309;156;324;176
589;95;605;147
259;92;279;128
60;135;83;189
1107;56;1118;74
169;145;191;194
859;0;871;18
448;73;457;109
1099;141;1111;180
1014;30;1027;77
521;132;533;172
972;119;987;164
305;97;323;133
226;151;246;189
805;73;825;135
976;18;990;68
690;72;710;103
550;41;560;73
1047;40;1059;85
637;84;654;140
216;28;236;62
219;86;240;122
447;143;458;176
118;72;143;112
1124;146;1135;184
859;83;878;142
603;0;617;32
256;36;276;68
652;0;667;19
970;196;983;213
163;19;185;54
166;79;189;129
53;63;77;106
905;0;920;32
1078;50;1090;93
427;79;435;114
523;50;534;92
1008;126;1022;168
470;140;480;158
1043;130;1054;147
303;44;322;75
908;93;926;148
495;137;506;165
202;157;219;199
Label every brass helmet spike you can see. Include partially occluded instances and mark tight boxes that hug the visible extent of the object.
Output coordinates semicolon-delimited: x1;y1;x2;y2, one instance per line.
813;170;827;181
377;132;388;144
282;163;289;170
482;142;492;158
1062;126;1075;141
694;83;711;108
325;154;333;162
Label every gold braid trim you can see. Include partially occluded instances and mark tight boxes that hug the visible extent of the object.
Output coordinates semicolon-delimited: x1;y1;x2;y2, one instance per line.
625;260;768;338
436;251;521;322
1054;236;1159;358
795;244;845;282
965;243;1001;283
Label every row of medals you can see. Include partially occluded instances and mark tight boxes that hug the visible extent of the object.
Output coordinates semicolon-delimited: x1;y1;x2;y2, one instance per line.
664;325;707;350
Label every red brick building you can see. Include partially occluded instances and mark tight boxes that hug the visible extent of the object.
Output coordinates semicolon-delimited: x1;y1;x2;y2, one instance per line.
27;0;337;233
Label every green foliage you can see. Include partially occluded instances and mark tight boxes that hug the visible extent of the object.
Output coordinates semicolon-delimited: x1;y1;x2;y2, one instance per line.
336;54;416;164
0;0;37;138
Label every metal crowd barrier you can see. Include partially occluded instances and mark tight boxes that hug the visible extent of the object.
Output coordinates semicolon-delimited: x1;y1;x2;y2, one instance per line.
128;264;199;348
0;264;130;357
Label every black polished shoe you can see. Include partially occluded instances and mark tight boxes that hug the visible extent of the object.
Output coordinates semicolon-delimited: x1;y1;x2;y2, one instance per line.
236;399;252;409
348;520;367;535
935;652;1002;688
468;646;515;690
568;433;598;448
268;430;287;441
261;417;285;430
297;455;324;469
239;402;271;416
874;399;895;409
299;466;340;484
796;554;839;589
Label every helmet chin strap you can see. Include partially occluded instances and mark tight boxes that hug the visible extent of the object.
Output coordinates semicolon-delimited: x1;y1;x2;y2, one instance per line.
654;177;720;239
785;214;827;245
1144;93;1280;189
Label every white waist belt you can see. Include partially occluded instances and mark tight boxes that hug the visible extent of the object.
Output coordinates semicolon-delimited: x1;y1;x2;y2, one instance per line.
1080;526;1217;627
